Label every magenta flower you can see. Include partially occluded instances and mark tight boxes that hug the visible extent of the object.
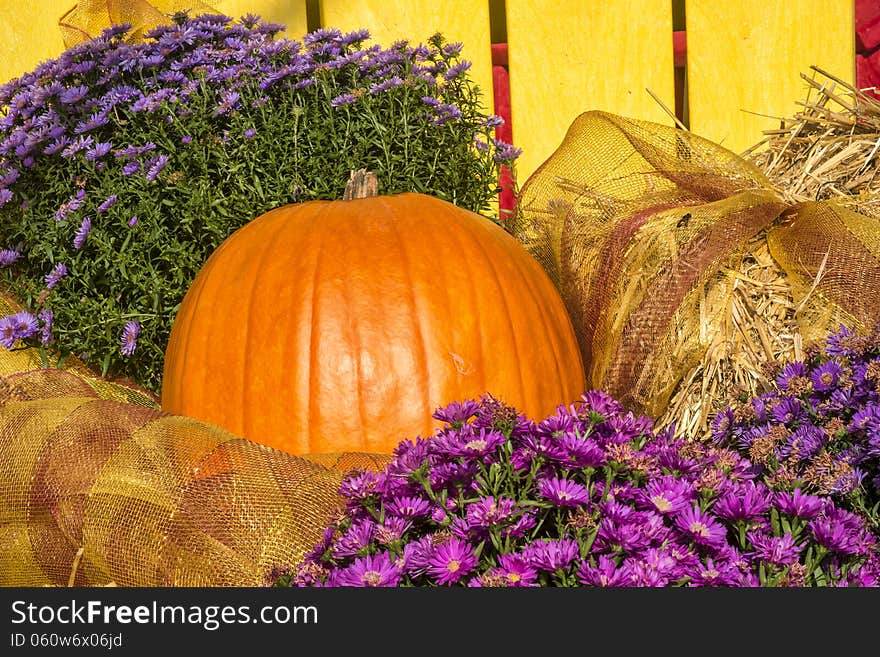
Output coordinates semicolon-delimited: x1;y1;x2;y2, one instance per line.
44;262;67;289
0;315;17;349
465;496;516;531
713;480;771;522
385;494;432;520
773;489;825;519
339;469;379;501
523;538;580;572
73;216;91;249
120;320;140;356
537;476;590;507
491;553;539;587
747;530;802;566
332;519;376;559
675;506;728;550
808;508;875;556
427;537;477;585
334;552;401;587
638;475;693;515
431;399;479;425
576;555;632;587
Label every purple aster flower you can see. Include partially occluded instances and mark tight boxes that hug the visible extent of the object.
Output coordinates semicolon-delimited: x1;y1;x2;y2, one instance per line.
747;530;802;566
500;509;537;539
443;60;472;81
0;248;20;267
809;507;874;556
559;434;606;468
435;426;506;459
811;360;845;392
713;480;771;522
243;128;256;139
73;217;91;250
537;476;590;507
330;93;358;107
432;399;479;425
770;396;807;425
638;475;693;515
10;312;39;341
675;505;728;550
85;141;112;161
0;315;18;349
465;496;516;531
625;547;682;587
213;89;240;116
775;360;809;391
685;558;744;587
711;407;736;443
120;320;140;356
121;160;140;176
777;423;826;462
375;516;411;544
576;555;633;587
333;552;401;587
523;538;580;572
38;309;53;345
773;489;825;519
492;139;522;162
385;494;432;520
331;519;376;559
399;535;435;577
490;553;539;587
44;262;67;289
427;537;478;585
825;324;861;358
144;154;168;181
339;469;379;501
0;188;13;207
128;215;139;227
96;194;117;213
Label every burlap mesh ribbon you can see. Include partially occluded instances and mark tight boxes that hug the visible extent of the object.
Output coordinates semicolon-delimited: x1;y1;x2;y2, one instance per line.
59;0;220;47
0;292;391;587
511;110;880;419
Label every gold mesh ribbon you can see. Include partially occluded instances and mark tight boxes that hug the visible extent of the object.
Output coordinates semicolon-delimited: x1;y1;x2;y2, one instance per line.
0;293;392;586
59;0;220;47
511;110;880;418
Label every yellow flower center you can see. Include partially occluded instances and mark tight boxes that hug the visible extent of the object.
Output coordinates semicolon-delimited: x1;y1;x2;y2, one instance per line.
447;559;461;573
651;495;672;512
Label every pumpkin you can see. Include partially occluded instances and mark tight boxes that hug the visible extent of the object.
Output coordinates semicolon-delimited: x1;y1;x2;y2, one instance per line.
161;172;586;456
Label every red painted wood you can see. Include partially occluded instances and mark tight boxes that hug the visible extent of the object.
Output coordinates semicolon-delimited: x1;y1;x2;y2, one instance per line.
492;60;515;222
856;0;880;52
673;30;687;67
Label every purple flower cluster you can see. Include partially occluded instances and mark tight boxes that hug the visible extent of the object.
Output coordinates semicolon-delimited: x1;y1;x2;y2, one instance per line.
712;324;880;531
284;391;879;588
0;13;519;392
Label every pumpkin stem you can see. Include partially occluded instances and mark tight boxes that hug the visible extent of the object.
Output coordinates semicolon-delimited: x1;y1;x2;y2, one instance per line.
343;169;379;200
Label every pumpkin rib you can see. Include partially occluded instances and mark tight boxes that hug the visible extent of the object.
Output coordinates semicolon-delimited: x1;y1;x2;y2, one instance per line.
240;208;291;441
279;202;321;455
381;195;432;443
307;206;328;454
458;216;530;414
437;199;489;403
336;203;370;453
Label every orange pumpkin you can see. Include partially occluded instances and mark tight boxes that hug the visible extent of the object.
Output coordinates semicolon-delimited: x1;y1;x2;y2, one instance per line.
161;173;585;456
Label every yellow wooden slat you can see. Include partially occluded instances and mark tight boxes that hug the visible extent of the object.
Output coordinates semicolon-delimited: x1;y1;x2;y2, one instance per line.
319;0;494;113
686;0;855;155
506;0;676;181
0;0;70;84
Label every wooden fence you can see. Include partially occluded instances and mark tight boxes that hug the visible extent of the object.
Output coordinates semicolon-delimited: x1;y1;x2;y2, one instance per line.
0;0;859;181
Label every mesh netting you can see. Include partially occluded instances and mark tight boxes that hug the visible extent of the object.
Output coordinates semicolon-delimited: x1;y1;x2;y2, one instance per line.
0;293;391;587
511;110;880;422
59;0;219;47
